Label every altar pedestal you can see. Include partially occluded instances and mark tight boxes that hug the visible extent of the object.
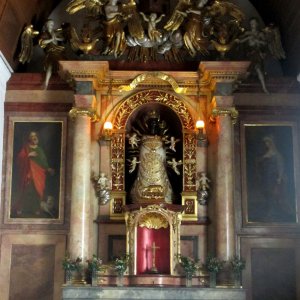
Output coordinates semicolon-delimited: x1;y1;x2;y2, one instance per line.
62;286;246;300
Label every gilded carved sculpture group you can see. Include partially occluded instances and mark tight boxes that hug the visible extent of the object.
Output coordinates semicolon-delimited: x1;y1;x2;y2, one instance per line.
18;0;285;92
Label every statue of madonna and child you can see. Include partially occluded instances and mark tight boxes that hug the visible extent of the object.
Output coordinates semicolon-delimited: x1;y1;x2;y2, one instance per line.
126;109;182;204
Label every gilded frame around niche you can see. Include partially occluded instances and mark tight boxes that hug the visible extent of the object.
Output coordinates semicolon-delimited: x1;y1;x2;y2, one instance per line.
241;121;299;225
3;116;66;225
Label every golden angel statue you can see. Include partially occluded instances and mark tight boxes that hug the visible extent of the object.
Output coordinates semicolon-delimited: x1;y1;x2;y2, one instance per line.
18;19;65;89
237;17;286;93
38;19;65;88
66;0;126;57
164;0;193;32
18;25;39;64
182;0;210;57
68;25;99;55
207;0;245;58
66;0;106;15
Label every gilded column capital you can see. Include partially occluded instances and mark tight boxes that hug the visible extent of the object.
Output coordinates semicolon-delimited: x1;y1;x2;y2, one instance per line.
210;107;238;124
69;107;100;122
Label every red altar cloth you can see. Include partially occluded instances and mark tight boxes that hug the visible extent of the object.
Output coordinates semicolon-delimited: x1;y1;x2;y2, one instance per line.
137;226;170;274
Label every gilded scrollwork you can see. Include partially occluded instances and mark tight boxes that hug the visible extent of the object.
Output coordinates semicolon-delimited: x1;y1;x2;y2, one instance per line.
114;90;194;130
138;212;169;229
183;133;196;191
119;72;187;94
111;133;125;190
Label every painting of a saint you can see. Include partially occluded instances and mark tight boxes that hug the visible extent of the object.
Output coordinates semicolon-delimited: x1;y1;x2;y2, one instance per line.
245;125;297;223
10;122;62;219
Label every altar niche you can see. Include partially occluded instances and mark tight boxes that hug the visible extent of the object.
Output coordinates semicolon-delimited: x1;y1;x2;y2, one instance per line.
124;204;183;276
125;103;183;205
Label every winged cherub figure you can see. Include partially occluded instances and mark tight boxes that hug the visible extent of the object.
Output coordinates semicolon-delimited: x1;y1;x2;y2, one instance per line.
165;136;180;152
127;133;140;149
167;158;183;175
128;157;140;173
140;12;165;43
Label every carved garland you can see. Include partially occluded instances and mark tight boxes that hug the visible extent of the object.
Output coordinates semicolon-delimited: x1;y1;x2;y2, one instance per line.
114;90;194;130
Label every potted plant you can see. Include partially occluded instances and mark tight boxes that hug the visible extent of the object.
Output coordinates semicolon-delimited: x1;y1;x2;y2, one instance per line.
230;255;246;288
205;254;225;288
87;255;104;286
62;254;82;285
112;254;130;286
177;254;201;287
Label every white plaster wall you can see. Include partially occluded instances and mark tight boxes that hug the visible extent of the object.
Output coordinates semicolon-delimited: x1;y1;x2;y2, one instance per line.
0;51;13;204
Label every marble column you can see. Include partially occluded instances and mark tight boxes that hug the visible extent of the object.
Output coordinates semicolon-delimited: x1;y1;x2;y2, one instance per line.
212;96;237;262
0;52;12;200
197;142;208;261
68;94;98;260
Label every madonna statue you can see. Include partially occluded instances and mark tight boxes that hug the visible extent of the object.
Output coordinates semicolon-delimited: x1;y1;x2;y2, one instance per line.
126;109;182;204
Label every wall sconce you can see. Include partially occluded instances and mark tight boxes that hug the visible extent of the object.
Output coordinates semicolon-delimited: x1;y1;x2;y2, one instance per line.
102;121;113;141
195;119;208;147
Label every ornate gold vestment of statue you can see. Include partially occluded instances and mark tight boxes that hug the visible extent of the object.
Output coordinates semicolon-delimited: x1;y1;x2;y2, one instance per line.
130;135;173;203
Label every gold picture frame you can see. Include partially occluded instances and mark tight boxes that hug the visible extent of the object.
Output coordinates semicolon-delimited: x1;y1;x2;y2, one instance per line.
240;120;299;226
3;115;67;225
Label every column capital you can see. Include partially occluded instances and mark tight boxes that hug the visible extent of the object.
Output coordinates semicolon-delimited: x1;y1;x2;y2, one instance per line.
210;95;238;124
69;107;100;122
69;94;99;122
211;107;238;124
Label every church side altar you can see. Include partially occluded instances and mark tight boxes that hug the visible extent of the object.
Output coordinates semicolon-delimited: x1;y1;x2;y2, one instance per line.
62;286;246;300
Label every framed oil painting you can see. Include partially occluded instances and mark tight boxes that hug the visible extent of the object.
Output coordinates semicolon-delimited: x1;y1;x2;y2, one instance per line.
4;116;66;224
242;122;299;225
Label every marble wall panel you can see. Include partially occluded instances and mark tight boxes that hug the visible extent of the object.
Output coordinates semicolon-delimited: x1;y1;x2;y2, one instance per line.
0;234;66;300
180;236;199;259
9;244;55;300
98;223;126;262
251;248;297;300
240;237;300;300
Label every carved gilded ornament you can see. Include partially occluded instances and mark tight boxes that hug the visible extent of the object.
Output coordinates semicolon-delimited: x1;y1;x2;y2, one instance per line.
183;133;197;191
114;90;194;130
69;107;100;122
111;133;125;191
211;107;239;124
138;213;169;229
119;72;187;94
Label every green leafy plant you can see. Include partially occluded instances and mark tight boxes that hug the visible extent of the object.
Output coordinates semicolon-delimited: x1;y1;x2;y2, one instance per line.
205;254;224;273
112;254;130;275
177;254;201;275
230;255;246;274
87;255;104;273
62;254;82;272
